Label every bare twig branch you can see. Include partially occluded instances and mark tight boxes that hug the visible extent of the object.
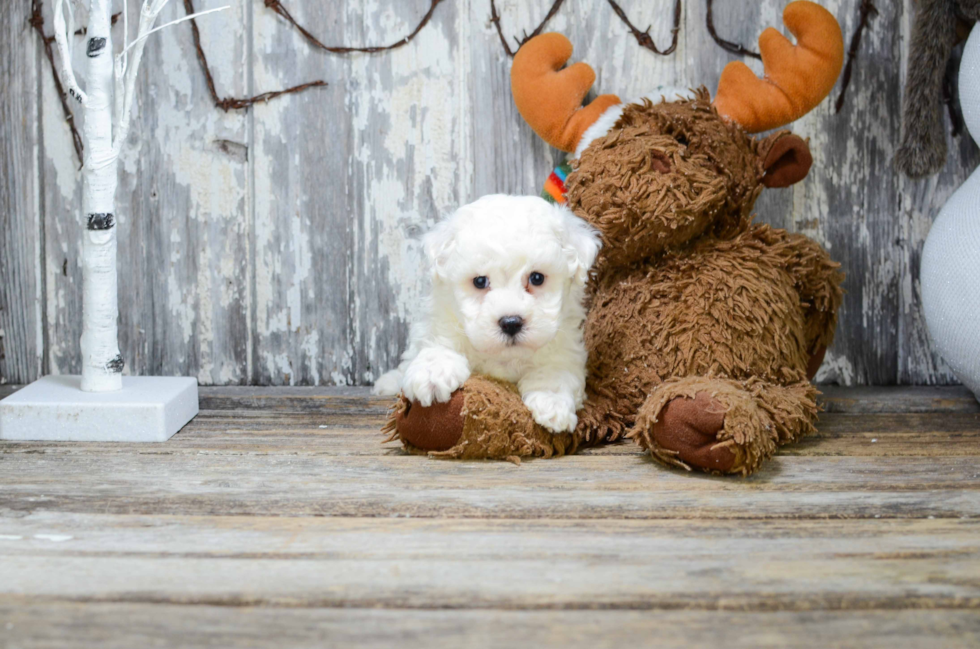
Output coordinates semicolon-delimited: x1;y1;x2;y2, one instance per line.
52;0;87;103
488;0;513;56
835;0;877;113
33;0;447;163
113;0;177;155
63;0;74;57
182;0;326;112
607;0;682;56
119;5;228;58
705;0;760;59
113;1;230;155
29;0;84;164
263;0;445;54
217;81;332;111
489;0;566;58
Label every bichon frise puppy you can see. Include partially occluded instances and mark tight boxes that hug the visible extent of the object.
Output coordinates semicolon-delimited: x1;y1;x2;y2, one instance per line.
373;194;600;433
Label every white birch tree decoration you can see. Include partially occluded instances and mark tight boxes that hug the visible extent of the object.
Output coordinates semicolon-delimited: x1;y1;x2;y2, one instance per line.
56;0;226;391
0;0;226;441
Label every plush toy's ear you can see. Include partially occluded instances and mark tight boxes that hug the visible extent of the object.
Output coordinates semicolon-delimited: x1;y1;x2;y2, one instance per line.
553;203;601;285
758;132;813;187
422;217;457;279
713;1;844;133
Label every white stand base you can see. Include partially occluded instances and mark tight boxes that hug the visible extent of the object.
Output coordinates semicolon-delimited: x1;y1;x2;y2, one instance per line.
0;375;199;442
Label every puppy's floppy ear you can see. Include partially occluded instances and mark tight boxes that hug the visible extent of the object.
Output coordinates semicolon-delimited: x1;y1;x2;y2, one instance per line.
422;216;457;279
553;203;601;285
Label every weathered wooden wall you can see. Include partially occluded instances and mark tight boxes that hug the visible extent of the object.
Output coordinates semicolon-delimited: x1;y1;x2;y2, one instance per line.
0;0;976;386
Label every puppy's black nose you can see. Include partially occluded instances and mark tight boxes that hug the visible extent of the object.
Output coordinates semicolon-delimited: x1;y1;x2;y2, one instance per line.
498;316;524;337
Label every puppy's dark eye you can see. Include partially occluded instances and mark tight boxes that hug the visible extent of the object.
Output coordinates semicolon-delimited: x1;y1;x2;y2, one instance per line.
529;272;545;287
473;276;489;289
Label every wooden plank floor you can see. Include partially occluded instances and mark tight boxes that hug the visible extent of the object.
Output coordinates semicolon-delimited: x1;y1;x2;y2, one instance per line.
1;385;979;648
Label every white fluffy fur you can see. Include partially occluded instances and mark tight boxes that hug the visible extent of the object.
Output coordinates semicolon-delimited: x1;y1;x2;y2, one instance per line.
373;195;601;433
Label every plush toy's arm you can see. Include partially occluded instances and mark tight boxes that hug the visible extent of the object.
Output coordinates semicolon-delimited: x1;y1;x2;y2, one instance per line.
759;227;844;356
896;0;960;177
753;225;844;362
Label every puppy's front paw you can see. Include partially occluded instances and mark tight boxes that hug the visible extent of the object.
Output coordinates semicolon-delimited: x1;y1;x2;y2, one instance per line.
523;391;578;433
401;352;470;406
372;369;403;396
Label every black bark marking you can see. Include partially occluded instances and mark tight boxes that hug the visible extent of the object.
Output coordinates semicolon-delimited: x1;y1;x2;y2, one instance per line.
86;37;106;57
87;213;114;230
106;354;124;373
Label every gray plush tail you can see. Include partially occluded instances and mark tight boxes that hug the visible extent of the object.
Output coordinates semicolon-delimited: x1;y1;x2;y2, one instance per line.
896;0;959;177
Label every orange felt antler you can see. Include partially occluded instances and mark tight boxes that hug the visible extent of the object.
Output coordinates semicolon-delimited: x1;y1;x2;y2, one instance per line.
713;1;844;133
511;33;622;153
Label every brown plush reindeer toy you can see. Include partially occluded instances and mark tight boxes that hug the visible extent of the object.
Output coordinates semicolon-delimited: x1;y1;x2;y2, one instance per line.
385;1;846;476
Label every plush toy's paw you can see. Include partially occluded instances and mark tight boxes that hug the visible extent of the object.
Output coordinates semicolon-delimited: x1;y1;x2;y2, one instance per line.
401;352;470;406
522;390;578;433
394;390;466;452
634;377;818;476
650;392;735;473
382;375;580;461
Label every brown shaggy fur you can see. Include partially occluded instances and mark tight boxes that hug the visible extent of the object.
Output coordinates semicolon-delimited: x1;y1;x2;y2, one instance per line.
384;375;578;463
385;90;844;476
569;91;762;273
570;91;842;473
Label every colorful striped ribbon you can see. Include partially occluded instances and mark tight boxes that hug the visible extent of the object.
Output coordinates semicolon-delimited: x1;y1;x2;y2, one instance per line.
541;161;573;204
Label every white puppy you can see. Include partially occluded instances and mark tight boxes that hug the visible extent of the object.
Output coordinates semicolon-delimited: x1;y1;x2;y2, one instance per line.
373;194;601;433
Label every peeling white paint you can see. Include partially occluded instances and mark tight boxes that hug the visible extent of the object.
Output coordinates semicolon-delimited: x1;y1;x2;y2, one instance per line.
815;350;855;385
20;0;975;388
300;329;321;385
41;70;81;205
